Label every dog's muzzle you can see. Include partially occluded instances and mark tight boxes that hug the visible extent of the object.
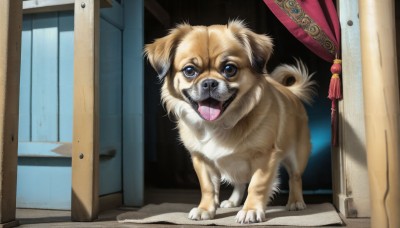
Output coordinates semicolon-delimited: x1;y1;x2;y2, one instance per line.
183;79;237;121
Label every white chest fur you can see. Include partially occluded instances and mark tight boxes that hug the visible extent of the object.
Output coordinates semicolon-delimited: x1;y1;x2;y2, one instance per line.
179;119;253;184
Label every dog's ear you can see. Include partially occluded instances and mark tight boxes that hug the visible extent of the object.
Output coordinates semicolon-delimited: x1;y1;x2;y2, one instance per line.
228;20;273;74
144;24;192;80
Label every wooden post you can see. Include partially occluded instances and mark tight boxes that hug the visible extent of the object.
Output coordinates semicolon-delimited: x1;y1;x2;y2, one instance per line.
333;0;370;218
123;0;144;207
0;0;22;227
72;0;100;222
359;0;400;227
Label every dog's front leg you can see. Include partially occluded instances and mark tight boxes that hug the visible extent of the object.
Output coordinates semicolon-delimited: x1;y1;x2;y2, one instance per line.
220;183;246;208
188;154;220;220
236;152;280;224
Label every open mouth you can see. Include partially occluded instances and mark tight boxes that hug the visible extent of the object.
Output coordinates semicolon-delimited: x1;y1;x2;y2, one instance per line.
183;91;237;121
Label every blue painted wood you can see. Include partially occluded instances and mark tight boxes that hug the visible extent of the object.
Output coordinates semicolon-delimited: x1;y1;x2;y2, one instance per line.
18;12;71;210
100;1;123;30
17;4;128;208
58;12;74;142
17;157;71;210
19;15;33;142
31;13;59;142
99;17;122;195
123;0;144;206
18;142;71;157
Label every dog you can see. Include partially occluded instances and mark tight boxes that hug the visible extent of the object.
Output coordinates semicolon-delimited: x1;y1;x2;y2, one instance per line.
145;20;315;224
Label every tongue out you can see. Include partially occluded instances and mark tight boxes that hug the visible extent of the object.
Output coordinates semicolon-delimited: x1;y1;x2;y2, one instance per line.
198;99;222;121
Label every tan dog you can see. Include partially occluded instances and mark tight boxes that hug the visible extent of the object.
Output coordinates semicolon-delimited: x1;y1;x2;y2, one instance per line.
145;20;315;224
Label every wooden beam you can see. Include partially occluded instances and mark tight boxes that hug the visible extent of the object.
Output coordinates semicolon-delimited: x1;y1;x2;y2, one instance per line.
23;0;111;14
0;0;22;227
333;0;370;218
359;0;400;227
144;0;170;28
99;193;122;213
123;0;144;207
23;0;75;13
71;0;100;222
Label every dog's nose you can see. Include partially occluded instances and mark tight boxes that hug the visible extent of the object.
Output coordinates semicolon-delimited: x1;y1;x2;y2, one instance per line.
201;79;219;91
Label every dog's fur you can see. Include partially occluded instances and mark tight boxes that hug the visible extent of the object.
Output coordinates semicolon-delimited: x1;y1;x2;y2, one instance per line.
145;20;315;224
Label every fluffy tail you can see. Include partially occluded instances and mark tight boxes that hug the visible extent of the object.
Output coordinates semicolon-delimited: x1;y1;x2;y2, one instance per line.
270;60;316;104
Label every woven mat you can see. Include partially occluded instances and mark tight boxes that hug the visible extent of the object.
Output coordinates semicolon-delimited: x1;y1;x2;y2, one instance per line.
117;203;343;226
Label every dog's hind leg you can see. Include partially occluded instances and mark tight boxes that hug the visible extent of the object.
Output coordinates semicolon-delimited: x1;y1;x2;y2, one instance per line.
282;129;310;211
284;164;306;211
220;184;246;208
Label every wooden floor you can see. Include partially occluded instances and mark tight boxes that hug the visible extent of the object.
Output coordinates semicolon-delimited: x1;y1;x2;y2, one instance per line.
15;188;370;227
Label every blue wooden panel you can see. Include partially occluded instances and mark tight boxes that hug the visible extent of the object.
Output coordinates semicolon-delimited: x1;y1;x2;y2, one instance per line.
18;142;71;158
58;12;74;142
19;15;33;142
99;18;122;195
17;13;71;210
17;157;71;210
122;113;144;205
100;1;124;29
123;0;144;206
31;13;59;142
17;5;127;208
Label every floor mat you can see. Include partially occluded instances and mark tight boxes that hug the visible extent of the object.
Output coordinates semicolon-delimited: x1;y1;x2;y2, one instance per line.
117;203;343;226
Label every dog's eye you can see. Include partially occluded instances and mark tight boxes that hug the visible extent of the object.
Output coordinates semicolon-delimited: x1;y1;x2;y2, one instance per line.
222;64;237;78
182;66;198;78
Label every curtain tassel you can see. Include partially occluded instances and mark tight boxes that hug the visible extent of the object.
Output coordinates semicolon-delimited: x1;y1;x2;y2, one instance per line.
328;59;342;100
328;59;342;146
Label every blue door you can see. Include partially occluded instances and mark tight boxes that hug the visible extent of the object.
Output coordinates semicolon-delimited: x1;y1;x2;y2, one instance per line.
17;1;127;209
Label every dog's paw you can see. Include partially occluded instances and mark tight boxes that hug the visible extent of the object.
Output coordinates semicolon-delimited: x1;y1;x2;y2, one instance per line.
286;201;307;211
235;209;265;224
220;200;239;208
188;207;215;220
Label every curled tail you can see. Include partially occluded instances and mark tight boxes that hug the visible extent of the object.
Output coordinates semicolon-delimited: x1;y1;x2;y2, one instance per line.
270;60;317;104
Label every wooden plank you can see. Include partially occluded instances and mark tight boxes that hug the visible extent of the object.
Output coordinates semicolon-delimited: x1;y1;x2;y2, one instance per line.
31;13;59;142
122;0;144;207
18;15;33;142
99;193;122;213
100;2;124;30
17;157;71;210
59;12;74;142
23;0;112;14
71;0;100;222
23;0;75;14
99;18;122;196
18;142;72;157
333;0;370;218
0;0;22;227
359;0;400;227
144;0;170;28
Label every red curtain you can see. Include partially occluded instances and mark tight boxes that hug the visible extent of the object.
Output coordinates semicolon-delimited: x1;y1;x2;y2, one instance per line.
264;0;342;146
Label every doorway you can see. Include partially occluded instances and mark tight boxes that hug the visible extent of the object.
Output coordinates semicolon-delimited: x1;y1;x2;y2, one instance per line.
143;0;332;197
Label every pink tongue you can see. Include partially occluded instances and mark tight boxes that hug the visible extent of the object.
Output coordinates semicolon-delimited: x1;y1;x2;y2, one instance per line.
198;99;222;121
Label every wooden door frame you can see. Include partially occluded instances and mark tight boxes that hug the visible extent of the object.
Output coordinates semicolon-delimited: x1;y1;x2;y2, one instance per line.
359;0;400;227
0;0;22;227
6;0;400;226
71;0;101;222
122;0;144;207
334;0;400;226
333;0;370;218
0;0;142;224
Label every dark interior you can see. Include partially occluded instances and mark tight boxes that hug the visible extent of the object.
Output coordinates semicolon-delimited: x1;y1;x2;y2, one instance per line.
143;0;333;194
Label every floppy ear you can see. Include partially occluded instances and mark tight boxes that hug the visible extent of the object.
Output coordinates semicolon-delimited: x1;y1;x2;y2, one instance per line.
144;24;192;80
228;20;273;74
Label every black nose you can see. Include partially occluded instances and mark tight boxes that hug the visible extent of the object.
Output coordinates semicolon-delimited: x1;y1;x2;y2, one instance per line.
201;79;219;90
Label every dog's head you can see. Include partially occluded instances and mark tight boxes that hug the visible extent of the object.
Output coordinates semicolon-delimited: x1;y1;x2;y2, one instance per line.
145;21;273;125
